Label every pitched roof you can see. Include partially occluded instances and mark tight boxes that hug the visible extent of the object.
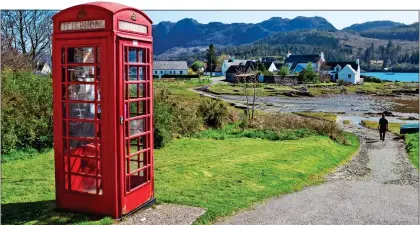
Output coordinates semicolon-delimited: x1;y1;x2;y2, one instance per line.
229;60;248;66
153;61;188;70
325;61;358;71
226;65;252;74
245;61;257;70
262;62;275;69
274;62;284;68
284;55;320;64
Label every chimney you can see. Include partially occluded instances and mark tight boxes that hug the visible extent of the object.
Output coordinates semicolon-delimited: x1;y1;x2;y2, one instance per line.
319;52;325;62
356;59;359;65
286;51;291;58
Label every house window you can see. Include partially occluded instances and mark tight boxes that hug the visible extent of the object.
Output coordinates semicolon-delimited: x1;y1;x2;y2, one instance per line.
169;71;172;74
160;71;163;74
348;74;352;78
173;71;175;74
180;71;183;75
154;70;157;74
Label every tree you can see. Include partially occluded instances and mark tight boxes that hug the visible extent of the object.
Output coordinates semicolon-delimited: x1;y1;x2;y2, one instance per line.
298;62;318;82
206;44;217;77
278;66;289;76
216;53;230;67
191;61;205;72
1;10;56;61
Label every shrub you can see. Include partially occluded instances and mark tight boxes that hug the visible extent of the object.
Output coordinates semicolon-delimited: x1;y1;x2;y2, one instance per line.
198;98;229;129
153;94;174;149
363;76;382;83
1;69;53;154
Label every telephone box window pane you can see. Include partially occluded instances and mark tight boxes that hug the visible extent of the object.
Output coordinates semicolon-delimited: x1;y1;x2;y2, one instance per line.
68;85;95;101
68;103;95;119
63;121;67;136
129;119;145;136
61;48;65;64
129;48;137;63
67;47;94;63
70;174;97;194
97;104;102;120
127;83;145;98
69;157;98;175
139;67;144;80
127;167;149;191
129;151;148;173
96;47;100;63
63;139;68;154
138;49;144;63
127;136;146;155
69;140;97;156
68;121;96;138
62;84;67;100
61;66;66;82
62;103;67;118
96;66;101;82
68;66;95;82
129;66;137;80
128;101;145;118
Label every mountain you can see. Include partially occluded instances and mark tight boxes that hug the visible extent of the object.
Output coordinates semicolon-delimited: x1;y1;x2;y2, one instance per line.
359;22;419;41
342;20;404;32
153;16;337;54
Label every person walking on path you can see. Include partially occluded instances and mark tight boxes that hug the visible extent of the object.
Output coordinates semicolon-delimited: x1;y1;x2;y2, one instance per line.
378;113;389;141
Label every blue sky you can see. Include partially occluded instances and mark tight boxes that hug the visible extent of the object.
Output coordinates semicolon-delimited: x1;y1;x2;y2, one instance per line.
144;11;418;29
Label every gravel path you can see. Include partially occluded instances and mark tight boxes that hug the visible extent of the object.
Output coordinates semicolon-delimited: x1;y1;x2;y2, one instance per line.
216;123;419;225
119;204;206;225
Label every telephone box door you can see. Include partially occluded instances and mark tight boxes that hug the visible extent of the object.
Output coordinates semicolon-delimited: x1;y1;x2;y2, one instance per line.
117;38;154;214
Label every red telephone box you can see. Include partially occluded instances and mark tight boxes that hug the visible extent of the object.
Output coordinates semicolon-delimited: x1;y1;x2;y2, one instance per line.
52;2;154;218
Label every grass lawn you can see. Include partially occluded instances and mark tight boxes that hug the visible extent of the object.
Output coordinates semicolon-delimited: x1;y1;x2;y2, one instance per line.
360;120;404;135
154;78;211;100
2;134;359;225
405;133;419;169
155;134;359;224
294;112;337;122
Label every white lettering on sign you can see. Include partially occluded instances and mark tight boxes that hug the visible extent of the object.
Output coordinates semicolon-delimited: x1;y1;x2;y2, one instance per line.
60;20;105;31
119;21;147;34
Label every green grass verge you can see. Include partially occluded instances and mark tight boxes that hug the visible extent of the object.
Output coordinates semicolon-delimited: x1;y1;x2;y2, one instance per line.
155;134;359;224
405;133;419;169
360;120;404;135
2;134;359;225
294;112;337;122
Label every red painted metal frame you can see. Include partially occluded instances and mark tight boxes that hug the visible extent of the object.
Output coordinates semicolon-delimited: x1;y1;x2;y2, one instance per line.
52;2;154;219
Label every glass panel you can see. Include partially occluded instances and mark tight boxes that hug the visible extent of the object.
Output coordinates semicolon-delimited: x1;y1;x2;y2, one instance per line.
127;135;146;155
129;151;148;173
139;67;144;80
129;66;137;80
69;157;98;175
61;48;65;64
67;47;94;63
68;84;95;101
63;121;67;136
138;49;144;63
62;103;67;118
61;66;66;82
129;118;145;136
68;121;96;138
63;139;68;154
129;47;137;63
128;101;145;118
96;47;100;63
97;104;102;120
127;168;148;191
127;83;145;99
69;140;97;156
70;174;97;194
68;66;95;82
62;84;66;100
68;103;95;119
96;66;101;82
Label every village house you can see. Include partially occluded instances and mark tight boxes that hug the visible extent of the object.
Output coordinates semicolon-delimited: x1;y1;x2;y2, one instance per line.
284;52;325;74
35;61;51;75
225;64;253;82
204;65;222;76
221;58;248;76
153;61;188;78
325;59;361;84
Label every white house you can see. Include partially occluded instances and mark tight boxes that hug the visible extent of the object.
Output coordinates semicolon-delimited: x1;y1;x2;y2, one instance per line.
284;52;325;74
153;61;188;77
35;61;51;75
262;62;278;72
337;59;361;84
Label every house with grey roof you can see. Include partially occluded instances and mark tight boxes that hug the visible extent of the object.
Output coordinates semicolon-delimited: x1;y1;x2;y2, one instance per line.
153;61;188;77
284;52;325;74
